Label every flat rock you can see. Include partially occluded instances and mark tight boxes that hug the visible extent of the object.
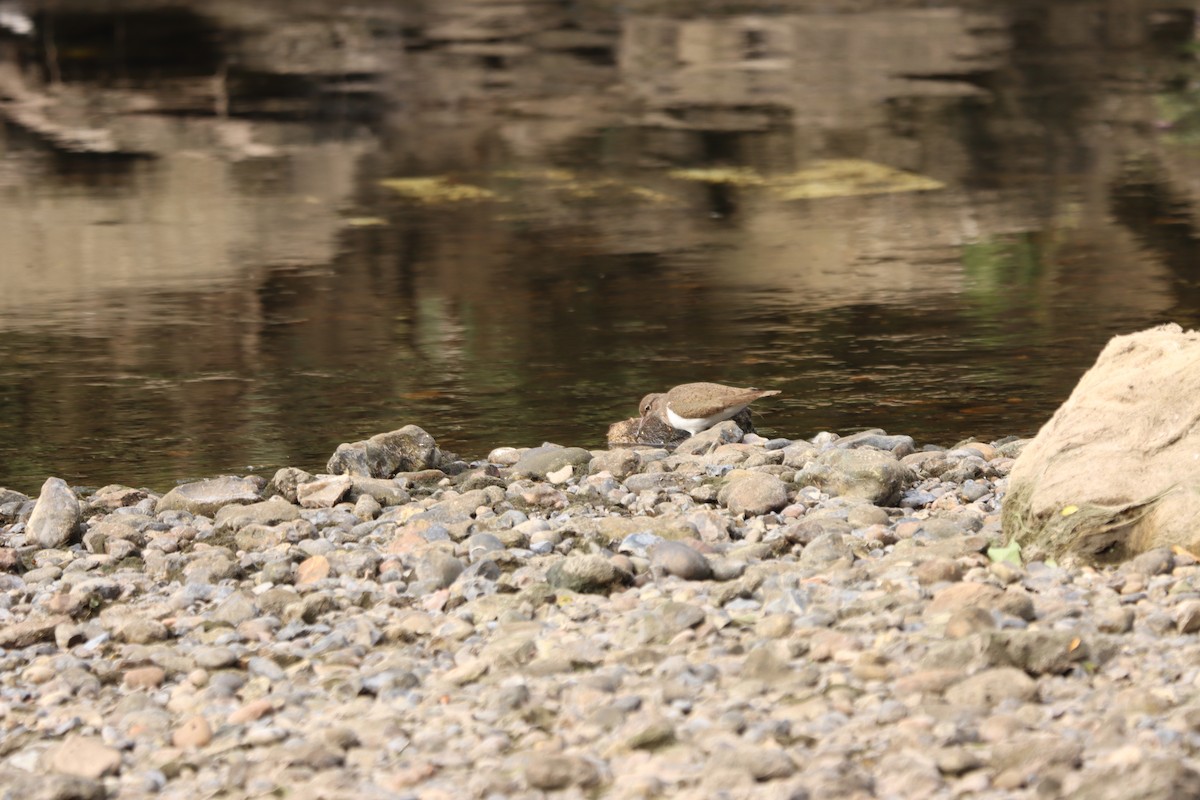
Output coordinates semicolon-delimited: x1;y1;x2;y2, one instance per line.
156;476;263;517
296;474;353;508
0;614;71;648
27;477;82;549
348;476;410;506
831;429;917;457
510;445;593;480
213;495;301;532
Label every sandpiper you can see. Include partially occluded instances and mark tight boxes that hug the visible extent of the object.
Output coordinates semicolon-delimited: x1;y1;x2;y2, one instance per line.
637;382;781;437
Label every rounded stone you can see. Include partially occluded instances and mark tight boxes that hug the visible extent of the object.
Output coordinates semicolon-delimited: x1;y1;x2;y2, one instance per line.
650;541;712;581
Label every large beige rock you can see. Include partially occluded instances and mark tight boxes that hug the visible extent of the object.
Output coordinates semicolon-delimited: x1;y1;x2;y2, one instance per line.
1003;324;1200;562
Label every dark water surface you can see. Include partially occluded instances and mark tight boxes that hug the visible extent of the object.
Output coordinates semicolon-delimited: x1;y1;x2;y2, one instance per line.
1;0;1199;493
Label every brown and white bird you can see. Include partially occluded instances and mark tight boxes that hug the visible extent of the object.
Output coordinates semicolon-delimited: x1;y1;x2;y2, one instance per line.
637;382;780;437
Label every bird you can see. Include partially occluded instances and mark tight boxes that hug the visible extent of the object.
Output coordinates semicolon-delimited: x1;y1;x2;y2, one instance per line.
636;382;780;437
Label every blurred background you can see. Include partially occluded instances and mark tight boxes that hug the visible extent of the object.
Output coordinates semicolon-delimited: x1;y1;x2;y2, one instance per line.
0;0;1197;493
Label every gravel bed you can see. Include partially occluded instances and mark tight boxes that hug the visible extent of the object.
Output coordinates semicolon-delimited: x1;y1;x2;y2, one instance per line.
2;422;1198;800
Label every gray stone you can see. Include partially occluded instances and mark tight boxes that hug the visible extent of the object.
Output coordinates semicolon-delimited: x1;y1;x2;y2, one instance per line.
465;532;505;559
27;477;82;549
637;601;705;643
348;477;409;506
194;645;238;669
589;449;641;480
650;541;712;581
799;532;855;569
326;425;441;478
718;470;789;516
511;446;593;480
831;429;917;457
944;667;1038;706
213;496;301;533
796;449;913;506
415;550;464;589
547;555;630;594
211;591;259;627
156;477;263;517
618;531;663;558
673;420;744;457
425;486;506;523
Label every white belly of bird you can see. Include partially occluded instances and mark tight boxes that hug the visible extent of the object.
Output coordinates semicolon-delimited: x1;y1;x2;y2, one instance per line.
666;404;746;435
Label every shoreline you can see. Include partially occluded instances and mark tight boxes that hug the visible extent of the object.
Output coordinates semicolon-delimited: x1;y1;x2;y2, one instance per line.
2;422;1197;798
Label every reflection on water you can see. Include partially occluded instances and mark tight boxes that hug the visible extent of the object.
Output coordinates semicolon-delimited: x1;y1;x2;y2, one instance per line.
0;0;1197;493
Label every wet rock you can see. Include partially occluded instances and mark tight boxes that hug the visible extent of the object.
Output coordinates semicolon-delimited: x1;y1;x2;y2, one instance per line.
607;415;687;448
27;477;82;549
326;425;441;478
718;471;789;516
156;477;263;516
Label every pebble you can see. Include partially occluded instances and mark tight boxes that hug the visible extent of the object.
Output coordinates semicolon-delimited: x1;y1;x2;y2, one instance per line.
171;715;213;749
0;426;1187;799
649;540;712;581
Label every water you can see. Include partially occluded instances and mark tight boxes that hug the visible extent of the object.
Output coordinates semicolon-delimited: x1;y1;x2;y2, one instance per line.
0;0;1197;493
